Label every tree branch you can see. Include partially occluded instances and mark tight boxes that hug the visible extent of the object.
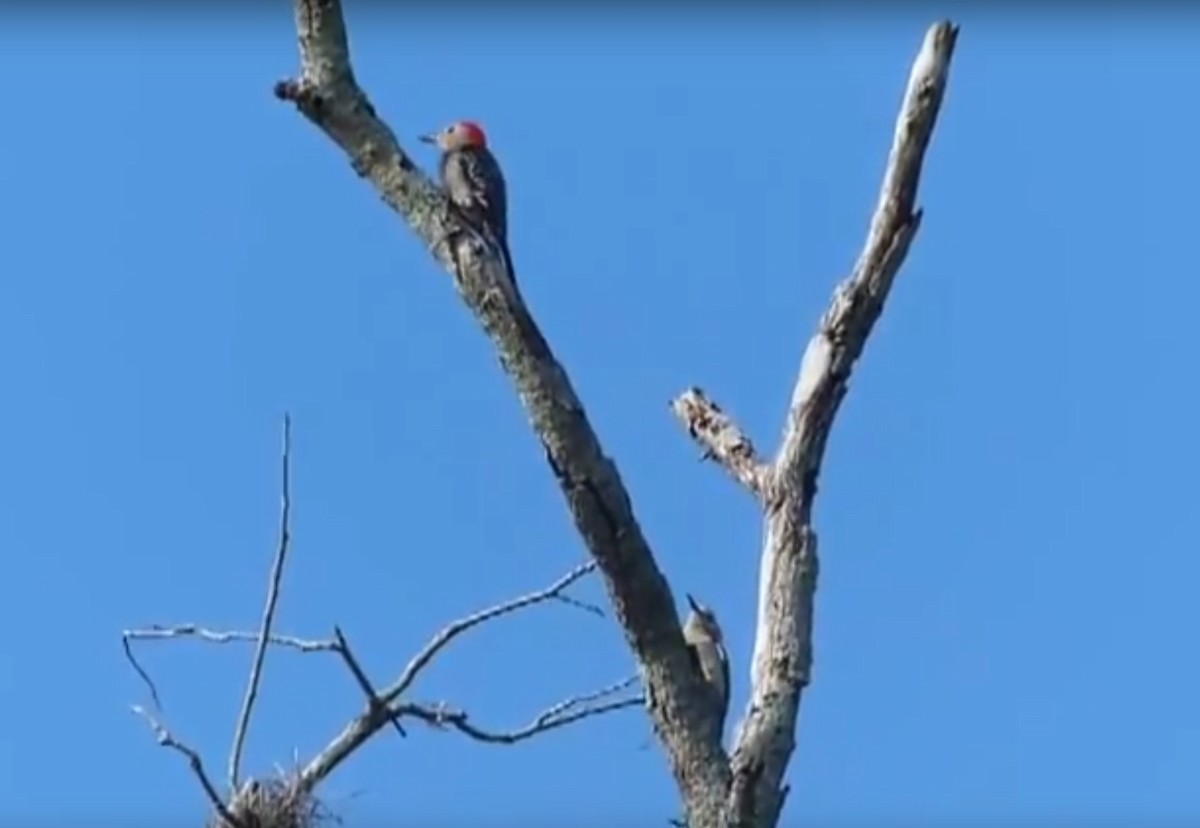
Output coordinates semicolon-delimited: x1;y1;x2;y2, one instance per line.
392;676;642;745
378;560;596;706
276;0;728;818
229;414;294;793
719;22;960;828
123;624;336;652
296;560;610;791
131;705;246;828
671;387;769;498
121;624;336;714
125;417;305;826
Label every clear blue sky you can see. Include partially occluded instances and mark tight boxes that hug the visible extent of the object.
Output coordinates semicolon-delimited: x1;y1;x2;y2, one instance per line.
1;7;1198;825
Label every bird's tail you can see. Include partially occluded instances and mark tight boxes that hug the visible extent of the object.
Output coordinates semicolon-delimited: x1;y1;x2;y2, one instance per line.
490;232;523;305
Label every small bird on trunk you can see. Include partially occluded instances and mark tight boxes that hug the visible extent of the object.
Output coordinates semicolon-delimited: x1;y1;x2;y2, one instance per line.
419;120;517;293
683;593;731;742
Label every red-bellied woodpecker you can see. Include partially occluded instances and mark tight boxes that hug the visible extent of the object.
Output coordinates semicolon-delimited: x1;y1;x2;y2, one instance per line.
419;120;516;291
683;593;730;741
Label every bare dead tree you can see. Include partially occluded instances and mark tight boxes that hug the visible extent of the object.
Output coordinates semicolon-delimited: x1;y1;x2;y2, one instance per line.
126;5;957;828
270;4;957;827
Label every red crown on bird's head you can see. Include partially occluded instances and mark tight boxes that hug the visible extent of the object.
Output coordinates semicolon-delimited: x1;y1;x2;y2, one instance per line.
419;120;490;152
455;120;488;148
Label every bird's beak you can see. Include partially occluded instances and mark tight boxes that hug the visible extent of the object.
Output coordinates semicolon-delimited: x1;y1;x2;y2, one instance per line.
686;593;701;613
418;133;437;145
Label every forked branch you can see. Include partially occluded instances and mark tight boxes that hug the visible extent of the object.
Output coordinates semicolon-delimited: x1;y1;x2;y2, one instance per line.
671;22;959;828
297;560;620;790
333;626;408;739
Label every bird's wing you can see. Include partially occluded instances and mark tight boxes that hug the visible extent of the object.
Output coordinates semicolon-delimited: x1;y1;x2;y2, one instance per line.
457;149;508;238
718;642;731;703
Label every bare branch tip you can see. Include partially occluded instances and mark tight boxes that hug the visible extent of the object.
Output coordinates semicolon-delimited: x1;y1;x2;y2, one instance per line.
920;21;961;70
228;415;296;791
670;386;766;495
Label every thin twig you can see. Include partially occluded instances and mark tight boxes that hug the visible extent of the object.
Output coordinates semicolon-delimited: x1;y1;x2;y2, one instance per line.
333;626;407;738
122;635;165;711
123;624;336;652
229;414;294;793
550;592;606;618
378;560;597;704
533;675;640;720
131;705;245;828
395;675;642;744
